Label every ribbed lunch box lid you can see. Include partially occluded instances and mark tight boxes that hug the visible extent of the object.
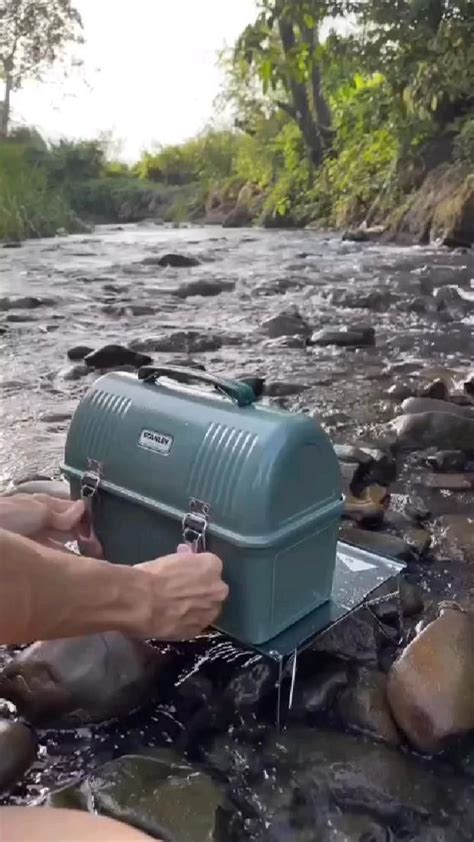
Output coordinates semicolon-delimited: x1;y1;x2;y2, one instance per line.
63;366;344;549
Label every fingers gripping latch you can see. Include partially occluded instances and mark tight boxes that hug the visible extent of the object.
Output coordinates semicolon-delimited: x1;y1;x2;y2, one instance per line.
182;499;210;553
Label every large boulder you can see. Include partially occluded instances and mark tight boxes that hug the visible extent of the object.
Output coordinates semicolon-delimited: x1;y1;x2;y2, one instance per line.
223;183;265;228
387;606;474;753
0;633;170;728
389;412;474;453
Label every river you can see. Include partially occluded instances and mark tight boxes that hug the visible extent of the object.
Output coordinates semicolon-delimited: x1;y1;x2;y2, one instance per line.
1;224;474;840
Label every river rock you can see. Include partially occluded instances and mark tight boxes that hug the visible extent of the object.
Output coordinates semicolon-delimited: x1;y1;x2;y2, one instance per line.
260;307;311;339
340;523;413;560
0;633;169;727
84;345;152;370
223;660;277;712
422;473;473;490
434;286;472;312
48;750;226;842
0;295;55;311
336;667;400;745
67;345;94;361
426;450;468;472
401;397;474;418
59;363;90;381
328;290;388;310
464;373;474;397
387;607;474;752
291;657;349;719
0;720;37;792
334;444;373;465
343;485;390;525
130;331;222;354
386;383;414;401
4;479;70;499
265;380;309;397
146;253;200;268
434;515;474;561
2;241;22;248
174;279;235;298
390;412;474;452
310;326;375;348
342;226;385;242
419;378;449;400
313;609;379;665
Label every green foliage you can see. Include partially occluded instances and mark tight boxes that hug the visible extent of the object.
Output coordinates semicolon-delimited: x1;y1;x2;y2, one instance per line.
0;142;83;240
454;119;474;166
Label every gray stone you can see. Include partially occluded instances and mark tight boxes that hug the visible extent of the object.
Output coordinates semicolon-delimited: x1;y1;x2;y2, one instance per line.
426;450;468;472
434;515;474;562
340;523;414;560
336;668;400;745
59;363;89;381
260;307;311;339
47;750;226;842
4;479;70;498
386;383;413;401
67;345;94;362
0;632;170;727
291;659;349;718
419;379;449;400
390;412;474;453
310;326;375;348
0;720;37;792
143;253;200;268
174;279;235;298
265;380;309;397
401;397;474;419
334;444;373;465
421;473;473;490
0;296;56;311
84;345;152;370
130;331;222;354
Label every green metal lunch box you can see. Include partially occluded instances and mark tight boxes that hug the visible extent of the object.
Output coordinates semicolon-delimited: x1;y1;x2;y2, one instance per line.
63;366;343;646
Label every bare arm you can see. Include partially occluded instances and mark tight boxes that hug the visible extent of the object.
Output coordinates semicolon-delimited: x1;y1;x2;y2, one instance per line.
0;528;228;645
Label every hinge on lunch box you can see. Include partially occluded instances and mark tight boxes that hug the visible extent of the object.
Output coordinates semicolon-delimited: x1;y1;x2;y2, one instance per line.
182;498;210;553
80;459;103;501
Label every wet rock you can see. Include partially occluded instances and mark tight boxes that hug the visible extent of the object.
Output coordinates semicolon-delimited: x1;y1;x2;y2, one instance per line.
344;485;390;526
401;397;474;419
434;515;474;561
358;447;397;486
336;667;400;745
291;657;349;719
426;450;468;472
2;241;22;248
144;253;200;268
341;523;413;561
334;445;373;465
130;331;222;354
404;495;431;523
390;412;474;453
419;378;449;400
339;461;364;495
174;279;235;298
265;380;309;397
223;660;276;712
268;726;474;836
5;312;38;323
421;473;473;490
313;609;379;665
310;326;375;348
0;720;37;792
464;373;474;397
4;479;70;498
387;607;474;752
402;527;432;558
328;290;388;310
67;345;94;362
342;226;385;242
260;307;311;339
0;632;169;727
59;362;90;381
434;286;472;312
386;383;413;401
48;750;226;842
39;411;73;423
262;334;307;349
399;579;425;617
0;295;55;311
84;345;152;370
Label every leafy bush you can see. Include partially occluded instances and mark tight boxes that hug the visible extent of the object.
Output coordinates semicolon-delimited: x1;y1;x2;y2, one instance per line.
0;143;83;240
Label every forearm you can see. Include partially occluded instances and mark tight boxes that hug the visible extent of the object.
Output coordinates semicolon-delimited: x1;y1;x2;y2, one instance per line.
0;529;153;644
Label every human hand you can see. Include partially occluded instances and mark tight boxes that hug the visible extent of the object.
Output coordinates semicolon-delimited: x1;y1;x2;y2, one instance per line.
0;494;86;546
136;551;229;640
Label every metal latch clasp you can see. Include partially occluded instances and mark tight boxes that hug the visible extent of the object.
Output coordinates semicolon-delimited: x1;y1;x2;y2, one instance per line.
182;498;210;553
80;459;103;502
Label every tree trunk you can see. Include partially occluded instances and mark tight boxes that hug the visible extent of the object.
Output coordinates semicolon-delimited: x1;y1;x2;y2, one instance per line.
278;18;324;166
0;77;12;139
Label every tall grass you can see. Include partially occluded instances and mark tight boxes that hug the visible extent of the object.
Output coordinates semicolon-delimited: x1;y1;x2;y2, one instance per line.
0;143;81;241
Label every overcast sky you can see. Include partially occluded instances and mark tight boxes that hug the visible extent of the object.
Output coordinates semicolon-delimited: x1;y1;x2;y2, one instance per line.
12;0;258;160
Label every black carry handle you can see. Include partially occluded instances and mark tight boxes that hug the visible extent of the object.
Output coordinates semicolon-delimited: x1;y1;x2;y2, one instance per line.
138;365;257;408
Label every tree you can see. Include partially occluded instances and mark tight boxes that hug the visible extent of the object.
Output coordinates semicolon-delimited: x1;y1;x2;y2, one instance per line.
0;0;83;137
233;0;337;166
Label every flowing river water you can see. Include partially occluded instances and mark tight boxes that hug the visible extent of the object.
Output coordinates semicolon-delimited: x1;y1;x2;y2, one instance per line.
1;224;474;840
